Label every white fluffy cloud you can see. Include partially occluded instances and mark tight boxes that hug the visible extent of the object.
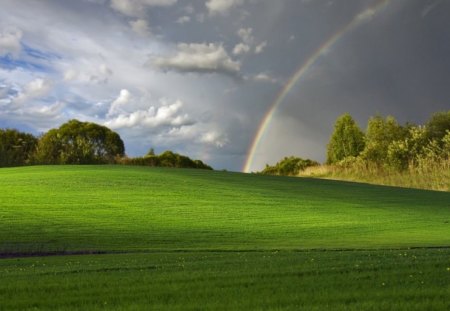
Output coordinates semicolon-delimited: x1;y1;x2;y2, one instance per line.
105;98;193;129
0;79;63;131
200;131;228;147
206;0;244;15
233;28;267;55
130;19;152;36
108;89;131;116
153;43;240;75
14;78;53;105
110;0;178;17
166;126;228;149
0;27;23;58
233;43;250;55
64;63;113;84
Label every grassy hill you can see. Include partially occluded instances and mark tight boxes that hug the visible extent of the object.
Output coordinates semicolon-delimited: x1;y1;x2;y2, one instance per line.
1;165;449;253
0;166;449;310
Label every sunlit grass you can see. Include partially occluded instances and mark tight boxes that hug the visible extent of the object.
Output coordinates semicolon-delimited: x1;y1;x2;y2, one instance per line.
1;165;449;253
0;165;449;310
300;159;450;191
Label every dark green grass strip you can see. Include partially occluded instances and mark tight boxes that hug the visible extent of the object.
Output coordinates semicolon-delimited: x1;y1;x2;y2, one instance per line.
1;245;450;259
1;249;449;310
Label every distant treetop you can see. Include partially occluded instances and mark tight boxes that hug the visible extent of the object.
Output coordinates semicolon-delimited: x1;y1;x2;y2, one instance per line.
35;119;125;164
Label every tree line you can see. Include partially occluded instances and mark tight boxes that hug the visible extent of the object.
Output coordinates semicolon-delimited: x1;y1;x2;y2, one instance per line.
326;111;450;170
261;111;450;176
0;119;212;170
117;149;212;170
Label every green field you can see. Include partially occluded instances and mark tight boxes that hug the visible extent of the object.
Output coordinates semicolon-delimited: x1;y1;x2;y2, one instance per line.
1;166;449;310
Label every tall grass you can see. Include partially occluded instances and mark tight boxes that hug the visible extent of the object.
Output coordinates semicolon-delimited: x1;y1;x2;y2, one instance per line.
300;158;450;191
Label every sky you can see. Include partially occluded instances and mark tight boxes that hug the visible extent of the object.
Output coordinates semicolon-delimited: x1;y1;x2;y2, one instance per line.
0;0;449;172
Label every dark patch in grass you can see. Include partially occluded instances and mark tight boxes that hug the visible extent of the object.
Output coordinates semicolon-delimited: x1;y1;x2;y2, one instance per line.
2;245;450;259
38;265;159;276
0;250;111;259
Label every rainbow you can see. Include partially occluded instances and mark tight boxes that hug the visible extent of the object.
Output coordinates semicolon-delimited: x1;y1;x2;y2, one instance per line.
243;0;391;172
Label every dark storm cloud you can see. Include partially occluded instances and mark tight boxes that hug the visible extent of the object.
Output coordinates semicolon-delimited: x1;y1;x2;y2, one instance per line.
250;0;450;169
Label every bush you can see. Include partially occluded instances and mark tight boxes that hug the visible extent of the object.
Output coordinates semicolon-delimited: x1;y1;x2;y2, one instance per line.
118;151;212;170
261;156;319;176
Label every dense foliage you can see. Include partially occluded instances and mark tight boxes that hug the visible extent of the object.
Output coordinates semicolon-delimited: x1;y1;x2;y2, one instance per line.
305;111;450;190
0;129;38;167
425;110;450;143
361;115;409;165
261;156;318;176
35;120;125;164
326;113;365;164
324;111;450;171
117;150;212;170
0;120;212;169
265;110;450;190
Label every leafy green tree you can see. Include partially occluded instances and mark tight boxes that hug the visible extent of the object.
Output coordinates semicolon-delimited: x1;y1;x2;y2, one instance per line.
35;120;125;164
386;125;427;170
361;115;407;165
326;114;365;164
387;140;410;171
0;129;38;167
425;111;450;144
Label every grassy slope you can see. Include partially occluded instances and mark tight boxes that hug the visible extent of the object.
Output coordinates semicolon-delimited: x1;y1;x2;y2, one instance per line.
1;166;450;310
1;165;450;253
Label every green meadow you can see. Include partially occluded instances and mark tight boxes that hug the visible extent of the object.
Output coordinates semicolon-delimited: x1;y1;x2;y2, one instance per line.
1;166;449;310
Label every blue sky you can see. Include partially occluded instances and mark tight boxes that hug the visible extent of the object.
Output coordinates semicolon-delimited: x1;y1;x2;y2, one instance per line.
0;0;449;171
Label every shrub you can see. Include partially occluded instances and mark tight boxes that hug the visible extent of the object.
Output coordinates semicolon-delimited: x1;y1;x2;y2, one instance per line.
261;156;319;176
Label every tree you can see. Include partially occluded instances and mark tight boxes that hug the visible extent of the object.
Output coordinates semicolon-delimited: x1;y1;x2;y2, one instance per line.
361;115;407;165
146;148;155;156
386;125;427;170
326;114;365;164
35;120;125;164
425;111;450;144
0;129;38;167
